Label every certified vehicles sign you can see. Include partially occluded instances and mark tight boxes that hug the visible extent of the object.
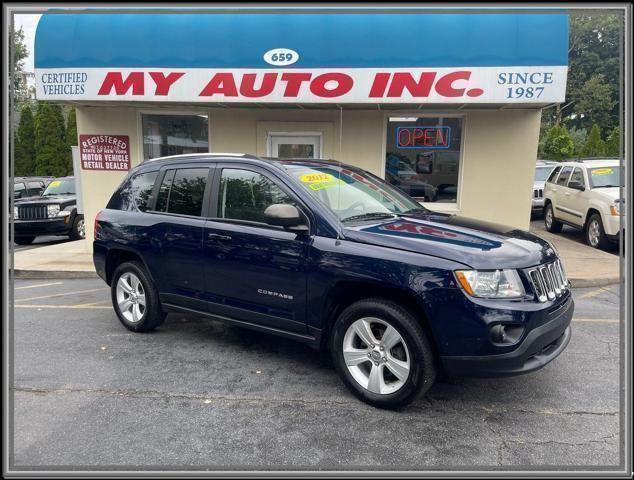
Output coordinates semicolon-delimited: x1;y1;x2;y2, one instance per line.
35;13;569;104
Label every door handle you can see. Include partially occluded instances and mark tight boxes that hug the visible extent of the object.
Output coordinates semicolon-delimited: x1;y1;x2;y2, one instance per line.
207;233;232;241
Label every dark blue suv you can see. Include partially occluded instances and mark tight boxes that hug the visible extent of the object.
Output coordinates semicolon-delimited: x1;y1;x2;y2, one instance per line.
94;154;573;409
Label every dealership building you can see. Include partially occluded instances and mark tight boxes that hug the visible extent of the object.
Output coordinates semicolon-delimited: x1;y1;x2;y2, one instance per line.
34;11;569;248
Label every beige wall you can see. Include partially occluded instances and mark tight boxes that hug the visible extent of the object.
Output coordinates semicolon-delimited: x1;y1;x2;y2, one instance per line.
76;105;540;252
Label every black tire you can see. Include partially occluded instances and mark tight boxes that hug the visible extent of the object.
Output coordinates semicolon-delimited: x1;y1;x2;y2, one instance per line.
585;213;612;250
111;261;166;332
544;203;563;233
330;298;437;410
69;214;85;240
14;236;36;245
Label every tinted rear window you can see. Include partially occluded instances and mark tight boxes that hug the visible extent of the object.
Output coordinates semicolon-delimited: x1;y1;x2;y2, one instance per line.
107;171;158;211
155;168;208;217
556;167;573;186
547;166;561;183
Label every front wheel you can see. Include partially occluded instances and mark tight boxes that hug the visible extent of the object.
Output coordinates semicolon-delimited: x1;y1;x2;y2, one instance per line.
70;214;85;240
331;299;436;410
111;261;166;332
585;213;612;250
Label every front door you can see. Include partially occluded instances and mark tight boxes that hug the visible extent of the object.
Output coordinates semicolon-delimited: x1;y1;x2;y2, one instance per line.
269;134;321;159
202;165;311;333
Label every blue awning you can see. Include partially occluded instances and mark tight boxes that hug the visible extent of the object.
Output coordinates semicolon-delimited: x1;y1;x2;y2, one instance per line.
35;12;568;69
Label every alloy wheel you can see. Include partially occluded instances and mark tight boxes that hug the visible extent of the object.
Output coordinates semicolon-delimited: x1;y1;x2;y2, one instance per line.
545;207;553;229
588;220;600;247
77;218;85;238
342;317;411;395
116;272;146;323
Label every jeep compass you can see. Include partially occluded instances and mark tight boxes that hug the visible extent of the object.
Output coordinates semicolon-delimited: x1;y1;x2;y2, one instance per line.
94;154;573;409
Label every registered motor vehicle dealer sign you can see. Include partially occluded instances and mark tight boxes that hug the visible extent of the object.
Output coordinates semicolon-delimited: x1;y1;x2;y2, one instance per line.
79;134;130;171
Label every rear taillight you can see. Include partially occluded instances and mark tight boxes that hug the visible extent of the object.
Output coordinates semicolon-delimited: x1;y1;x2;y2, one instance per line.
94;210;102;239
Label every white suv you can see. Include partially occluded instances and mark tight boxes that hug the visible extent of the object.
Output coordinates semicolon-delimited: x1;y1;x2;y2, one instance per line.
543;159;623;250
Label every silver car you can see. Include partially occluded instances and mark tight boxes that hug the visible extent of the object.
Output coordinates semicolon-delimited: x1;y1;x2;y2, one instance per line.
532;161;557;214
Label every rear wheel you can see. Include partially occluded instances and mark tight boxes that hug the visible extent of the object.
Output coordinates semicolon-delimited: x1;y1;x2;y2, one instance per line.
331;298;436;410
585;213;611;250
111;261;165;332
544;203;563;233
14;236;36;245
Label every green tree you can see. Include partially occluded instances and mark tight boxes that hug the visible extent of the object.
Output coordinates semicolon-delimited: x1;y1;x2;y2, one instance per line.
542;124;575;161
568;126;587;156
14;105;36;176
605;127;621;157
581;123;607;157
35;103;71;176
66;107;78;146
11;26;29;109
574;74;617;130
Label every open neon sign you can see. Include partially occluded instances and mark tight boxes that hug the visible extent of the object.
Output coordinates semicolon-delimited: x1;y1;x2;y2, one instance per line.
396;126;451;149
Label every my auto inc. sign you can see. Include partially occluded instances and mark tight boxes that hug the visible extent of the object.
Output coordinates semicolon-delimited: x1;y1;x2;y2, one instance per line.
34;13;569;105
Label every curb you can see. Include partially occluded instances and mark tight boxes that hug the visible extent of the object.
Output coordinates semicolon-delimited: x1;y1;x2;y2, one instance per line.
569;277;621;289
13;269;99;280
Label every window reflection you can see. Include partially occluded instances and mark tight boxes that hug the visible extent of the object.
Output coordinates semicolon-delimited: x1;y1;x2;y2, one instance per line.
219;169;293;223
142;114;209;161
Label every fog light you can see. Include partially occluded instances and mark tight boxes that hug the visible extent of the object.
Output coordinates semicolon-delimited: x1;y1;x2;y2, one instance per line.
490;324;524;345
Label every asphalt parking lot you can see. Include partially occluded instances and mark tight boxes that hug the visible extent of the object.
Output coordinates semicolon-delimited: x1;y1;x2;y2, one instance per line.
13;235;73;252
11;278;622;470
530;216;620;256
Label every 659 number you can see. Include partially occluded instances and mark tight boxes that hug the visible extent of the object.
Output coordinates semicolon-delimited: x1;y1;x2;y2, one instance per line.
263;48;299;66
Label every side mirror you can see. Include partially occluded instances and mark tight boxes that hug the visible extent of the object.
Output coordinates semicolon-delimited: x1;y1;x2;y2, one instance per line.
568;181;585;191
263;204;308;232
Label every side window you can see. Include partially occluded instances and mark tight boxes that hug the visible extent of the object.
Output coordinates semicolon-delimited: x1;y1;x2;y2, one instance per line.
14;182;26;198
131;171;158;212
569;168;585;188
28;181;45;196
155;168;208;217
218;168;294;223
547;166;561;183
556;166;573;186
106;177;132;210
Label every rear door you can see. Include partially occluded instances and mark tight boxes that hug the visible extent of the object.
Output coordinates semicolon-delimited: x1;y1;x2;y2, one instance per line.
552;166;575;223
141;164;213;310
561;167;588;226
201;164;311;333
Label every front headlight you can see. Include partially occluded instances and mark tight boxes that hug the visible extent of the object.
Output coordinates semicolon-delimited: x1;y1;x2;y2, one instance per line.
47;204;60;217
455;269;525;299
56;209;71;217
13;206;18;219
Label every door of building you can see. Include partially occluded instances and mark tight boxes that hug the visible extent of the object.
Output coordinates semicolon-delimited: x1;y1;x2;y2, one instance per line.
268;133;321;159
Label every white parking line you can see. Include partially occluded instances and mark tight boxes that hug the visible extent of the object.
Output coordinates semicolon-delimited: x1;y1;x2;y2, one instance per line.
573;318;619;324
15;288;108;303
14;282;63;290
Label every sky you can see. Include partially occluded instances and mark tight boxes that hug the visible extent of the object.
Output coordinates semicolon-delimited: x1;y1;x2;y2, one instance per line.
14;14;41;72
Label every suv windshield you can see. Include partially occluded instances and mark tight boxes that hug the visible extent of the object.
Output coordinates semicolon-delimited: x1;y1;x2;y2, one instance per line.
280;162;425;222
588;166;621;188
534;166;554;182
42;178;75;196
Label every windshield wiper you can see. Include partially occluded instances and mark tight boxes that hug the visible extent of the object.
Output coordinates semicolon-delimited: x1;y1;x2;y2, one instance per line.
341;212;396;223
399;207;427;215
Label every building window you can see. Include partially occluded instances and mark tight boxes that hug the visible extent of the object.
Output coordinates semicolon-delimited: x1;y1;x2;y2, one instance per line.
385;116;463;203
141;114;209;161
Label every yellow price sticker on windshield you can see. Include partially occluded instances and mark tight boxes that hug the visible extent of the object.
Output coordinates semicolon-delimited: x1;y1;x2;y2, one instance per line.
49;180;61;187
299;173;334;183
591;168;613;176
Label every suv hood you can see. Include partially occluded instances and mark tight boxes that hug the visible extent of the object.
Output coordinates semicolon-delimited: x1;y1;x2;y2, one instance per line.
342;212;558;269
15;195;76;205
591;186;620;201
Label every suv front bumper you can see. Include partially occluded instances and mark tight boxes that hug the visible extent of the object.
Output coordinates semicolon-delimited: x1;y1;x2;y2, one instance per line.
440;294;573;377
14;217;73;237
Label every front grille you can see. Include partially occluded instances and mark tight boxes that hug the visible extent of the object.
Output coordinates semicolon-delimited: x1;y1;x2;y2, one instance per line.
533;188;543;198
527;259;570;302
18;205;48;220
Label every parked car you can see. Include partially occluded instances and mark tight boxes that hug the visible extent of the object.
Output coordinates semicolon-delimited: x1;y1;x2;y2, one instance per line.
13;176;55;201
94;154;573;409
531;161;557;215
14;176;85;245
543;159;623;250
